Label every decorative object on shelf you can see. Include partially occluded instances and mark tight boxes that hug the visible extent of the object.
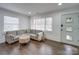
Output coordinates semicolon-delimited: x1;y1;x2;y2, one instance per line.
66;35;72;40
66;26;72;31
66;17;72;23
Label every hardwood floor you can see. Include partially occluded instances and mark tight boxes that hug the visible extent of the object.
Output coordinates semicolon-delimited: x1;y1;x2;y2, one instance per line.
0;40;79;55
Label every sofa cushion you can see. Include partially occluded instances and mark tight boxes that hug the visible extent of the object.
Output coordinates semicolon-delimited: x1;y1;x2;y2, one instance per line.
19;30;27;35
7;31;16;36
29;29;42;34
16;31;20;35
30;30;36;34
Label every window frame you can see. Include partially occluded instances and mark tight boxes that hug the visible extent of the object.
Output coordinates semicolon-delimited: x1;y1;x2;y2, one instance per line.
4;16;19;32
45;17;52;31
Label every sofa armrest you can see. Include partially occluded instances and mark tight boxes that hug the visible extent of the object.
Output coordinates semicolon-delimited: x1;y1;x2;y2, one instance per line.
37;32;44;41
5;34;15;43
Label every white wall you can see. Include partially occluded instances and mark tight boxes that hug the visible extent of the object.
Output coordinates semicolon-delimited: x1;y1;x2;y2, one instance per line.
31;7;79;42
45;13;61;42
0;8;30;43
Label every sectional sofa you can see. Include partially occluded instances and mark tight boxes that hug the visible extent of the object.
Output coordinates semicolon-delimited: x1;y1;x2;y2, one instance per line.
5;29;45;44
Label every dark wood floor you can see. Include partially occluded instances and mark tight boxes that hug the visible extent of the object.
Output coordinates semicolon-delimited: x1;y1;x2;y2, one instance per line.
0;40;79;55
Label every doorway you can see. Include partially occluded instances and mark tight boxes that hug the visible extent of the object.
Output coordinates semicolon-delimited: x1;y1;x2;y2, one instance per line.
61;13;79;46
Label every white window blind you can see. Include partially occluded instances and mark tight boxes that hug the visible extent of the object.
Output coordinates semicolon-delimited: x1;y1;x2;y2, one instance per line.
31;19;36;29
31;17;52;31
4;16;19;32
35;18;45;30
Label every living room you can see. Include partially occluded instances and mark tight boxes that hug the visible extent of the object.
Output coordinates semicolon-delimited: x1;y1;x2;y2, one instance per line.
0;3;79;55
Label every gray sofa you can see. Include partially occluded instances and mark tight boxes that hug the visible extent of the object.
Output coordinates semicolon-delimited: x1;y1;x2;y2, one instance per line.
5;29;45;44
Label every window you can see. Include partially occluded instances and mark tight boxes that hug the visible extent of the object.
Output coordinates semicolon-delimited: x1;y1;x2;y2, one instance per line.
31;19;36;29
66;35;72;40
35;18;45;30
31;18;45;31
66;26;72;31
31;17;52;31
46;17;52;31
4;16;19;32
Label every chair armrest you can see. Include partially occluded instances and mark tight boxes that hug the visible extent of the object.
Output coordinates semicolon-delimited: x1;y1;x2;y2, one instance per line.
37;32;44;41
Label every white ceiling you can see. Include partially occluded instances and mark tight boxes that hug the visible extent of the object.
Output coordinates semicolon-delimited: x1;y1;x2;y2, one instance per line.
0;3;79;16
